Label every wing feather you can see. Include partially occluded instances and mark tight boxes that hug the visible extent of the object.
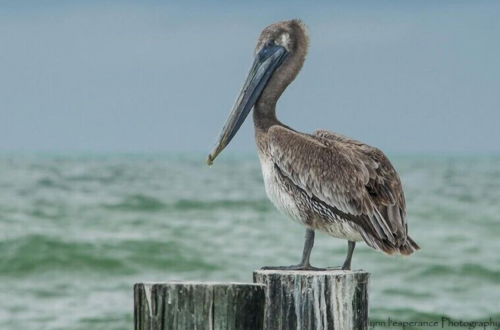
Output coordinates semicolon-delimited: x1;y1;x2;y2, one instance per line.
267;126;408;247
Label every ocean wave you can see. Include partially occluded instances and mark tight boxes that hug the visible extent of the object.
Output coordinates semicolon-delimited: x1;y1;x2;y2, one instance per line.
172;199;272;211
103;194;166;211
412;263;500;284
0;234;217;277
103;195;272;212
0;235;130;276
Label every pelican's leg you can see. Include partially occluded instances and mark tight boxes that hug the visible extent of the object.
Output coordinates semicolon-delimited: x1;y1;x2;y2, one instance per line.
341;241;356;270
325;240;356;271
261;229;325;271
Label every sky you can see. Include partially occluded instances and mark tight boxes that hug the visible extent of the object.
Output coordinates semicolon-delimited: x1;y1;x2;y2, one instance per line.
1;1;499;154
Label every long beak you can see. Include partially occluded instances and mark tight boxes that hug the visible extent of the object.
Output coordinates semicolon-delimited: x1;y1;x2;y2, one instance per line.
207;44;288;165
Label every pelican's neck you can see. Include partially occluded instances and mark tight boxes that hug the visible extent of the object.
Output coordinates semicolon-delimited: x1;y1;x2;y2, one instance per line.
253;103;278;131
252;23;308;132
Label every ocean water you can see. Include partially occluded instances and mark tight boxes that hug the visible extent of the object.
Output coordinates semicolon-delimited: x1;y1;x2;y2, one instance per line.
0;153;499;330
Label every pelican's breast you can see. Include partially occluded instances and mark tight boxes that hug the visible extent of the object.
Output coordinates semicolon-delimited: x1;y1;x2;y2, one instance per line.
259;155;305;225
258;152;364;242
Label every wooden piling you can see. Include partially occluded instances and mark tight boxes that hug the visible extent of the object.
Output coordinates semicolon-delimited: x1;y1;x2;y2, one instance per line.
134;282;265;330
253;269;370;330
134;270;369;330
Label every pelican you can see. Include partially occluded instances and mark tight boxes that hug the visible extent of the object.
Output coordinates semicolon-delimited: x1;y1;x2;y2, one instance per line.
207;19;419;270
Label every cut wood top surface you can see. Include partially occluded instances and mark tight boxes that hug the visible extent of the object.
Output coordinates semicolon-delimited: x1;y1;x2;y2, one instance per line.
138;281;265;286
254;269;369;275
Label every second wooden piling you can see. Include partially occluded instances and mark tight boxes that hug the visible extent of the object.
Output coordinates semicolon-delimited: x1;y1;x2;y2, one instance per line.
253;269;370;330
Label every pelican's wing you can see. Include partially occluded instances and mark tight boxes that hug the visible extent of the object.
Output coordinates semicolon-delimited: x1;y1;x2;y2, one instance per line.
314;130;408;238
268;126;408;252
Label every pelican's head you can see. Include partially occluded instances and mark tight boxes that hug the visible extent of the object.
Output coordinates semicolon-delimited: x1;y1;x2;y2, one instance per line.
254;19;309;61
207;19;309;165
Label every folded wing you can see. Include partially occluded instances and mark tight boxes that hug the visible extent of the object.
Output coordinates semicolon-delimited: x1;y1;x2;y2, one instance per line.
267;126;414;254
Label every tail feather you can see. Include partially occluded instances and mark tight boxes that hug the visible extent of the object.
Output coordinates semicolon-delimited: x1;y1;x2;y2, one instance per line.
360;231;420;256
399;236;420;255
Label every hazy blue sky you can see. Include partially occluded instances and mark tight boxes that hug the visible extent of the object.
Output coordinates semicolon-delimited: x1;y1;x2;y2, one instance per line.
1;1;499;154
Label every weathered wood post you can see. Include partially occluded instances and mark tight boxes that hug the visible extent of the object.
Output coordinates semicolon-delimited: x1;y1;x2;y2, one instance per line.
134;270;369;330
134;282;265;330
253;269;370;330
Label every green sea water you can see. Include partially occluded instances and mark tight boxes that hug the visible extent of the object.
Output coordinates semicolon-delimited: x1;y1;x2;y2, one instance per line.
1;153;499;330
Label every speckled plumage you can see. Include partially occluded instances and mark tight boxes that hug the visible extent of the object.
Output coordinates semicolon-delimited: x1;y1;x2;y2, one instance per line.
252;20;419;255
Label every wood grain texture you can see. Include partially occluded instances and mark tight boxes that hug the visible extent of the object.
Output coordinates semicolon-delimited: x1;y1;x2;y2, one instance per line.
134;282;265;330
253;269;369;330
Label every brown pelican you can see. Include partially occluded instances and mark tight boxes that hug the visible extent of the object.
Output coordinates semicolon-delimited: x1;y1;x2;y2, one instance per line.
207;19;419;270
